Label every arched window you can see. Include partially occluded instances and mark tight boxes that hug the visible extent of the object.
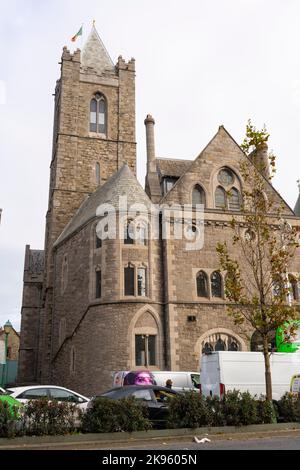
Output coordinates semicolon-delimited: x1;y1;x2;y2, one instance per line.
211;271;222;298
124;265;135;296
124;220;134;245
135;335;156;367
89;93;107;135
215;168;242;211
192;185;205;207
201;332;241;354
136;220;148;246
95;162;100;185
228;341;239;351
202;342;213;354
95;270;101;298
196;271;208;297
215;338;226;351
90;99;97;132
228;187;241;211
137;268;147;296
124;219;148;245
215;186;226;209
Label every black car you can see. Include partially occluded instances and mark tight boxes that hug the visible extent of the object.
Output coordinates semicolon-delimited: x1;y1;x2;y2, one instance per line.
90;385;179;428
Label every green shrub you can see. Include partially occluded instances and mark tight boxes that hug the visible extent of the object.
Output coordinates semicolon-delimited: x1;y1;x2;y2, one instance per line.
257;398;278;424
222;390;258;426
82;397;152;433
0;401;22;438
277;393;300;423
167;391;213;429
22;398;79;436
205;395;226;427
220;390;242;426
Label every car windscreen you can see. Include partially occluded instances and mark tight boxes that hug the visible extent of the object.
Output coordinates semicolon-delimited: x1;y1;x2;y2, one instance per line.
191;373;200;388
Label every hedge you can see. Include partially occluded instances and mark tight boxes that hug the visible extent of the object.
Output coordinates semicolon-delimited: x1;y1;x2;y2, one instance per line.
82;397;152;433
1;391;300;438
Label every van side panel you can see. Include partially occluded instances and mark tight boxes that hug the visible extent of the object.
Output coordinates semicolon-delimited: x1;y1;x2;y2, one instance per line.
151;371;199;392
219;352;265;396
200;352;300;399
271;353;300;400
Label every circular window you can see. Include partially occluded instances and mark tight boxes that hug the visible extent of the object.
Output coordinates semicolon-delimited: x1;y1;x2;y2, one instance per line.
218;169;234;186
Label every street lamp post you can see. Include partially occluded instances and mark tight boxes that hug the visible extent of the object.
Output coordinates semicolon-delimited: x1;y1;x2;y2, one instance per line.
1;321;11;388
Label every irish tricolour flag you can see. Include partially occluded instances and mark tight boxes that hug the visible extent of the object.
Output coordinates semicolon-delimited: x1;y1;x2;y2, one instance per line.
71;26;83;42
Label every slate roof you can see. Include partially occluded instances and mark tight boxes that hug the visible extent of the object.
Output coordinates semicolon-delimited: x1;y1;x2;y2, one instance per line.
54;164;152;247
156;158;193;178
81;25;114;74
295;190;300;217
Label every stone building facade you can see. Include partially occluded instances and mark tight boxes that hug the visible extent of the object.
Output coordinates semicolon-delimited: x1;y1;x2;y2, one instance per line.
0;321;20;361
18;26;300;395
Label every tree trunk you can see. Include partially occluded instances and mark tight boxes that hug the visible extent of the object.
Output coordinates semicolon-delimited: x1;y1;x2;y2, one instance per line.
263;336;272;401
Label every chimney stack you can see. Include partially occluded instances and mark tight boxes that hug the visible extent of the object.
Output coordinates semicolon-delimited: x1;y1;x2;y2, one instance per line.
253;142;270;179
144;114;156;173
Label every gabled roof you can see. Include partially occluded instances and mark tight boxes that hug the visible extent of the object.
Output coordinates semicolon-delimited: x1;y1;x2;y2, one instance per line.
159;126;295;215
81;25;114;74
54;164;152;247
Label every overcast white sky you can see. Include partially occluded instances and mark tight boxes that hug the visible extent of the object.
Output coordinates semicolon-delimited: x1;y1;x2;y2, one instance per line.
0;0;300;331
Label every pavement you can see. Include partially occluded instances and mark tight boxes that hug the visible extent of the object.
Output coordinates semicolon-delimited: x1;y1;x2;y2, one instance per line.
1;424;300;450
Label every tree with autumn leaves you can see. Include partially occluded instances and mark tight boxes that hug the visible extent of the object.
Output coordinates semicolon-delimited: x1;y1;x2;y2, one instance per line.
217;120;300;401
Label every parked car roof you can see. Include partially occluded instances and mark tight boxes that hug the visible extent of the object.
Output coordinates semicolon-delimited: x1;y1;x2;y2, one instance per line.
97;384;179;398
7;385;89;400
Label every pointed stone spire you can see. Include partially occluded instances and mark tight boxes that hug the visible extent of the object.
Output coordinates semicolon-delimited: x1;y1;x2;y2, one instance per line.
81;24;114;74
294;180;300;216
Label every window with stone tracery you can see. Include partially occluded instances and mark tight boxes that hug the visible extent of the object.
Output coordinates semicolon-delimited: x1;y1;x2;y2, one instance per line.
90;92;107;135
215;168;241;211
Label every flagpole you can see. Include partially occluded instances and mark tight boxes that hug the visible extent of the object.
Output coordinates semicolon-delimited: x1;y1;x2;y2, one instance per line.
80;23;83;50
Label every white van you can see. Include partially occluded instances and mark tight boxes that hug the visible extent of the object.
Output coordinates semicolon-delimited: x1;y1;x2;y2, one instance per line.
151;371;200;392
200;351;300;400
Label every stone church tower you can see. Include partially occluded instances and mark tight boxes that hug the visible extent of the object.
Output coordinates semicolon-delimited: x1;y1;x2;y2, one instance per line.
18;26;136;384
18;27;300;395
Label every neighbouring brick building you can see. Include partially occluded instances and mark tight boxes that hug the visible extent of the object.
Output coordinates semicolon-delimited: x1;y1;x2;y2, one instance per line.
18;26;300;395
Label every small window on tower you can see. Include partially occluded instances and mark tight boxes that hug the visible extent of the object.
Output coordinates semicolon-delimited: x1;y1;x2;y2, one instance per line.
95;270;101;298
90;99;97;133
137;267;147;296
124;265;135;296
98;100;106;134
89;93;107;136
